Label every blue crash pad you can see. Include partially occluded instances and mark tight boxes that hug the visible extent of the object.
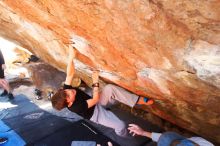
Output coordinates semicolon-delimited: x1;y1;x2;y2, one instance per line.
0;120;26;146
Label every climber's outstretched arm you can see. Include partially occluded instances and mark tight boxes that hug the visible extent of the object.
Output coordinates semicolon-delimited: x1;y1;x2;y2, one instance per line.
64;44;77;85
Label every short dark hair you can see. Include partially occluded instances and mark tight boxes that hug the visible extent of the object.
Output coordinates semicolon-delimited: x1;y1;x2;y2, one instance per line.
51;89;68;110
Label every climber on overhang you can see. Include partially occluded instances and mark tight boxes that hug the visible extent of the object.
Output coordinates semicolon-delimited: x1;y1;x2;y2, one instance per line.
51;42;154;137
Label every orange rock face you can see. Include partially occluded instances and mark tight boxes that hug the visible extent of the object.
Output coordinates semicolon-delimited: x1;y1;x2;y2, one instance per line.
0;0;219;143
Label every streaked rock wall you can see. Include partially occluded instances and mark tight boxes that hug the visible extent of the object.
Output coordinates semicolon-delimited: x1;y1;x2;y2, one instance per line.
0;0;219;143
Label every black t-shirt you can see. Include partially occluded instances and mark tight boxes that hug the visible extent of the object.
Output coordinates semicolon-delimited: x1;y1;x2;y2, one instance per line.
63;84;95;119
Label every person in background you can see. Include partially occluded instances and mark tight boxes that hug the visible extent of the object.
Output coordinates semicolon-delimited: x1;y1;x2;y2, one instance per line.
128;124;214;146
51;43;154;137
0;49;14;100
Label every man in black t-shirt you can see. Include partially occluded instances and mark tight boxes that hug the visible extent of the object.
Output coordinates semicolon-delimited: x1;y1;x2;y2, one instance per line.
51;44;154;137
0;49;14;100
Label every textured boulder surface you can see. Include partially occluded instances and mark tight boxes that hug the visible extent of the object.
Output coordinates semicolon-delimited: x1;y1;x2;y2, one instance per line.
0;0;219;143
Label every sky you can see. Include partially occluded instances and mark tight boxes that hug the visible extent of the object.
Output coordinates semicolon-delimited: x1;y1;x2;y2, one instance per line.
0;37;17;63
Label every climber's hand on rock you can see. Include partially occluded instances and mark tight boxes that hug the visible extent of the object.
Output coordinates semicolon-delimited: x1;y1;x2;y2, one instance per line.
69;39;75;45
68;43;77;59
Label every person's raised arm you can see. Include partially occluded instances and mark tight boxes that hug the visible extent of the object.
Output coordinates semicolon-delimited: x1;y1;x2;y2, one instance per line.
87;70;100;108
64;44;77;85
128;124;152;138
128;124;162;142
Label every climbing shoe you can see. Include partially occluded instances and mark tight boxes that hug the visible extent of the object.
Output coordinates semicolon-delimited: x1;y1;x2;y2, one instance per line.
136;96;154;106
143;97;154;105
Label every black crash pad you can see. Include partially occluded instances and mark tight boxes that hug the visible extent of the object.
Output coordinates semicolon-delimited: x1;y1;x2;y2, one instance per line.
3;110;119;146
